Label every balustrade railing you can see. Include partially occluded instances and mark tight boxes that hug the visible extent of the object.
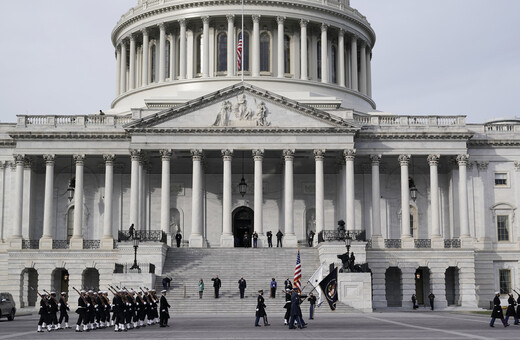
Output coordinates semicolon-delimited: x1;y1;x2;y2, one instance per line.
83;240;100;249
52;240;69;249
118;230;167;243
17;114;131;128
21;240;39;249
444;239;461;248
354;115;466;127
384;239;401;249
318;230;366;243
414;239;431;248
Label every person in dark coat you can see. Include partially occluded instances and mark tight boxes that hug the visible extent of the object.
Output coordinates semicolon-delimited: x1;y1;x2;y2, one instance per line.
428;292;435;311
308;230;315;247
175;232;182;247
212;275;222;298
243;232;250;248
288;288;305;329
283;288;292;325
75;290;88;332
266;231;273;247
270;278;277;298
238;277;247;298
162;276;172;291
505;293;518;325
411;294;417;310
284;278;293;291
159;290;171;327
490;292;508;327
37;293;51;332
252;232;258;248
276;230;283;247
58;292;70;329
517;292;520;320
254;290;269;327
308;293;317;319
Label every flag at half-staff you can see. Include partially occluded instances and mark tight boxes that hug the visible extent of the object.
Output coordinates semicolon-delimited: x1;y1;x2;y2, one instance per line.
293;247;302;292
319;266;338;311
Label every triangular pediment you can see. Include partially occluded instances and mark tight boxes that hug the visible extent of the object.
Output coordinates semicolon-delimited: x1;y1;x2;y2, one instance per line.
125;83;359;132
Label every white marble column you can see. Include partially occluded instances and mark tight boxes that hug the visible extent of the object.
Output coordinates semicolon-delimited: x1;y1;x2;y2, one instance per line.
399;155;412;245
202;16;210;78
129;35;136;89
252;15;261;77
70;154;85;250
321;24;328;83
190;150;204;247
350;35;358;91
226;15;235;76
120;40;127;93
253;149;265;246
40;154;55;249
370;155;383;247
366;47;372;97
221;149;234;247
160;150;172;236
129;150;140;230
179;19;187;80
142;29;149;86
277;16;285;78
359;41;367;95
115;47;121;96
457;154;471;240
344;149;356;231
300;19;308;80
158;23;167;82
101;155;115;249
283;149;297;246
428;155;442;247
338;29;345;87
314;150;325;243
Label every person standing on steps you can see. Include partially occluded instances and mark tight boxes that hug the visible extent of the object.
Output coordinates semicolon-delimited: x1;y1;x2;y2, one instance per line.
254;290;269;327
175;231;182;247
428;292;435;311
159;290;170;327
211;275;221;298
266;231;273;247
238;277;247;298
252;231;258;248
198;278;204;299
283;288;292;325
270;278;277;298
276;230;284;247
308;230;315;247
243;231;250;248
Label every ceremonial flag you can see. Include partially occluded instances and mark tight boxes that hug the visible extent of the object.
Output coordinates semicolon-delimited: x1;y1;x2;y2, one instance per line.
237;32;243;71
319;266;338;311
293;248;302;292
308;263;326;307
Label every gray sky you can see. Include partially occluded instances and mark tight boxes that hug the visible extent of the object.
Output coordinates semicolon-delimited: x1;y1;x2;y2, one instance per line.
0;0;518;123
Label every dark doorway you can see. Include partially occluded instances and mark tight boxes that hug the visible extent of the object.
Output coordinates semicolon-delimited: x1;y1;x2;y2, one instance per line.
20;268;38;307
385;267;402;307
52;268;69;295
445;267;460;306
415;267;430;306
232;206;254;247
82;268;100;291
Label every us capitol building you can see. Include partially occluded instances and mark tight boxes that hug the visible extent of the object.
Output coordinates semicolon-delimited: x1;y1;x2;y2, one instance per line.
0;0;518;311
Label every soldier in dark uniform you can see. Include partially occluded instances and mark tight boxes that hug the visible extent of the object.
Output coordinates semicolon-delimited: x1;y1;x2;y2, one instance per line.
113;289;125;332
212;275;222;298
490;292;508;327
276;230;283;247
58;292;70;329
159;290;171;327
266;231;273;247
37;292;51;332
101;291;111;328
505;293;518;325
283;288;292;325
254;290;269;327
151;289;160;324
284;278;293;290
175;231;182;247
48;292;59;330
238;277;247;298
85;290;96;331
288;288;305;329
75;290;88;332
136;291;146;328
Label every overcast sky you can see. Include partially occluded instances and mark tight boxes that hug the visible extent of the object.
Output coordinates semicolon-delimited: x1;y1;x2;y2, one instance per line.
0;0;518;123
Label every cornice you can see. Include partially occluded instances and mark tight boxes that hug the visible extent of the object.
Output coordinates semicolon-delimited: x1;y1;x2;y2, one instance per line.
356;132;473;140
128;127;357;134
9;132;130;140
0;140;16;148
468;139;520;146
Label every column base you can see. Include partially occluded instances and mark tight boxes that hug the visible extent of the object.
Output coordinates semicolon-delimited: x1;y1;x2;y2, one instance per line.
460;236;474;248
431;236;444;249
257;234;267;248
220;234;234;248
401;236;414;249
284;234;298;248
39;237;53;250
189;234;205;248
370;235;385;249
8;237;22;250
100;237;114;250
69;237;84;250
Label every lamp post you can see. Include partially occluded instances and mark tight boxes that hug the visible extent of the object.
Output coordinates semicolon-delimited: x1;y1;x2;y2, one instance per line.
345;231;352;254
130;235;140;270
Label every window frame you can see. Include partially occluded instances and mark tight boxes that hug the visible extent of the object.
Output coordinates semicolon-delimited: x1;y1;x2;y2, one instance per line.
496;214;510;242
499;269;512;295
494;172;509;188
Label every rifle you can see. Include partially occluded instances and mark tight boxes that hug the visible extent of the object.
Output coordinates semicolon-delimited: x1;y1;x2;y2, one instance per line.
42;289;59;305
140;287;152;304
513;289;520;296
31;287;49;306
72;287;89;305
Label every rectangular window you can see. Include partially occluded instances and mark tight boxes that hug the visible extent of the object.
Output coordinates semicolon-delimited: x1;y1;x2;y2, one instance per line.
495;172;508;186
497;215;510;241
499;269;511;295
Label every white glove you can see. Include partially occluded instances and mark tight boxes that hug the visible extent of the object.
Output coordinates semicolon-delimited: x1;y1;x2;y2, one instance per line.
58;303;61;307
87;303;90;307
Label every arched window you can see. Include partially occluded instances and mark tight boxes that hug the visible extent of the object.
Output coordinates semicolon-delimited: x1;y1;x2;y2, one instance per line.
260;32;270;72
284;34;291;74
217;32;227;73
196;34;203;75
165;39;171;79
150;43;157;83
331;45;337;83
238;31;250;72
317;40;321;80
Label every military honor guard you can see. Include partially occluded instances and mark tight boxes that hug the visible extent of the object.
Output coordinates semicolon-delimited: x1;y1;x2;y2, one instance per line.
37;292;52;332
57;292;71;329
254;290;269;327
159;290;171;327
505;293;518;325
490;292;509;327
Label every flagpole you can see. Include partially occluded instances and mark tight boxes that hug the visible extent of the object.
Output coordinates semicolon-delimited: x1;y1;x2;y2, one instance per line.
241;0;244;83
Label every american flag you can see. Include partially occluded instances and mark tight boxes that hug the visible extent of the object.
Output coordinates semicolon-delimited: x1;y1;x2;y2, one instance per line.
293;248;302;292
237;32;243;71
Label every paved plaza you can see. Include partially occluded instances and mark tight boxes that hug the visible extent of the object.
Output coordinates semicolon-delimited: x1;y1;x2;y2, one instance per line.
0;311;517;340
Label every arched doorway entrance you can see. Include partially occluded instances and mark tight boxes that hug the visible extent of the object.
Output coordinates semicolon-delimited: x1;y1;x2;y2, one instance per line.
445;267;460;306
20;268;38;307
385;267;402;307
232;206;254;247
415;267;431;306
52;268;69;295
82;268;99;291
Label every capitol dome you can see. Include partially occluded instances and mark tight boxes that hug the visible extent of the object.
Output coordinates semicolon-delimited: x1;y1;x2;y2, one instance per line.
111;0;376;113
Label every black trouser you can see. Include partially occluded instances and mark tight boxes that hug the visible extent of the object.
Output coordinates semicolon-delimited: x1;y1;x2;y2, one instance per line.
160;311;169;326
277;239;282;247
59;311;69;323
76;310;86;326
176;239;181;247
38;313;50;326
214;288;220;298
271;288;276;298
239;288;245;298
268;239;272;247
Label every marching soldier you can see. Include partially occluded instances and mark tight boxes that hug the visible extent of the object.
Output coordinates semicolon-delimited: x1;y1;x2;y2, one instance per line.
159;290;171;327
505;293;518;325
75;289;88;332
57;292;70;329
48;292;59;330
150;289;159;324
490;292;508;327
37;292;52;332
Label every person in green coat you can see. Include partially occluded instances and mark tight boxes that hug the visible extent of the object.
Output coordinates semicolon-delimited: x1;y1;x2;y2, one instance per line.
198;279;204;299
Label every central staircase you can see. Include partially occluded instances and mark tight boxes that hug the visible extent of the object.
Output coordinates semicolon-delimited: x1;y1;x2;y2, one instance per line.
154;247;355;314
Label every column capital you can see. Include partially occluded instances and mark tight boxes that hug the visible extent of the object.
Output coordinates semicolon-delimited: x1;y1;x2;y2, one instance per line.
427;154;440;166
130;149;142;161
252;14;261;23
141;27;149;36
456;154;470;165
201;16;210;24
73;154;85;165
398;154;411;166
370;154;381;165
321;23;329;32
313;149;326;160
351;34;359;42
103;154;115;165
283;149;295;160
300;19;309;27
221;149;234;161
226;14;235;22
191;149;204;161
276;16;286;25
158;22;166;30
13;154;25;165
160;149;172;160
339;28;345;35
129;34;136;42
343;149;356;161
43;154;55;165
179;18;186;26
252;149;264;161
476;161;489;171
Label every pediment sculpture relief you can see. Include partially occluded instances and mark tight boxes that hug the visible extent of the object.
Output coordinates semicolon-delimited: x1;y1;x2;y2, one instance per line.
212;94;270;127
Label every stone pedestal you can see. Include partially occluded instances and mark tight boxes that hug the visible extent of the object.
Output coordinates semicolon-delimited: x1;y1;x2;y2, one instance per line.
370;235;385;249
431;236;444;249
338;272;372;312
39;237;53;250
220;234;234;248
189;234;205;248
284;234;298;247
9;238;22;250
401;236;414;249
100;237;114;250
69;237;84;250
